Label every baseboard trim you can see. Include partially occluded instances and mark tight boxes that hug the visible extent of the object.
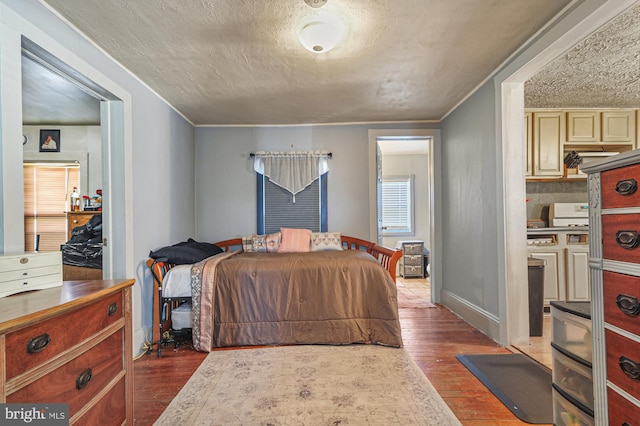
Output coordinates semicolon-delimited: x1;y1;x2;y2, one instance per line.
440;290;501;343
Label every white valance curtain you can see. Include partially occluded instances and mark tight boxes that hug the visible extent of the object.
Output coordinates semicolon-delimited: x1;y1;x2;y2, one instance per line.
253;151;330;202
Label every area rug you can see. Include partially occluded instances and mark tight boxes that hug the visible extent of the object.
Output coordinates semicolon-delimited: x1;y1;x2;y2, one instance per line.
456;353;552;424
156;345;461;425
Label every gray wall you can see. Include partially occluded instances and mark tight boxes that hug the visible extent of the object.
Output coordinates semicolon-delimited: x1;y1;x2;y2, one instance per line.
195;124;437;242
526;181;588;223
440;81;500;315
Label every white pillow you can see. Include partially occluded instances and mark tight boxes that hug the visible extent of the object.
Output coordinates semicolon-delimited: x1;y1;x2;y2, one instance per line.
310;232;343;251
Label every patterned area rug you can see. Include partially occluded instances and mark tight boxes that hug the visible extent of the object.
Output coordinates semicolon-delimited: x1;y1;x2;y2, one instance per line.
155;345;461;425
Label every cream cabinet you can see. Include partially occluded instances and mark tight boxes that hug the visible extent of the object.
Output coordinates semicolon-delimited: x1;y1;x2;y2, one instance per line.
527;248;564;304
525;113;533;176
566;111;600;143
532;111;565;178
565;247;590;301
602;110;635;143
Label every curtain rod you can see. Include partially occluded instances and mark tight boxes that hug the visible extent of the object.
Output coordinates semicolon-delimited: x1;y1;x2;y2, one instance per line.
249;152;332;158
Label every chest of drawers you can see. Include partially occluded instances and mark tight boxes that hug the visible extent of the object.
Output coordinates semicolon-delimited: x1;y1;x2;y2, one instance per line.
0;279;134;425
398;241;425;278
0;252;63;298
583;150;640;425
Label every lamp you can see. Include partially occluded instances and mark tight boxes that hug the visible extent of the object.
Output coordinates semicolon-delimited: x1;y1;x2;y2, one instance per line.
299;0;345;53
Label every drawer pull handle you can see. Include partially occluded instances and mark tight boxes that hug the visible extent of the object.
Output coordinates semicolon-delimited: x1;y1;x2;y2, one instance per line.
76;368;93;390
107;303;118;316
616;294;640;316
615;230;640;249
26;333;51;354
615;178;638;196
619;356;640;380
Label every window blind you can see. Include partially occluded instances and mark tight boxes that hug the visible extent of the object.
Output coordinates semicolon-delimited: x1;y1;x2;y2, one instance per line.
382;176;413;234
23;164;80;251
264;178;321;234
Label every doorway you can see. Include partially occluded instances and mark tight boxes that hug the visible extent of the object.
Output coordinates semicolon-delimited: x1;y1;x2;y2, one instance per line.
368;129;440;304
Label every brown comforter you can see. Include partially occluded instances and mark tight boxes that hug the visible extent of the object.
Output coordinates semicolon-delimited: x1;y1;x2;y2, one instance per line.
190;250;403;350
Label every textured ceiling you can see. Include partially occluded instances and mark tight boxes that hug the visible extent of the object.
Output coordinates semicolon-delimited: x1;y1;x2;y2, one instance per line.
36;0;573;125
525;2;640;109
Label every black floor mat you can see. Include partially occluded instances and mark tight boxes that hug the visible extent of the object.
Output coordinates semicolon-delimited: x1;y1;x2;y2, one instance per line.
456;353;552;424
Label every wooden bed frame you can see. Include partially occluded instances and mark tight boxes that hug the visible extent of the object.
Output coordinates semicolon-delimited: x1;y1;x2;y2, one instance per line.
146;235;401;347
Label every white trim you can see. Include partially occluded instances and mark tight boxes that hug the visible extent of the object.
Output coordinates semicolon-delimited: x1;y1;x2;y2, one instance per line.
368;128;441;303
440;290;501;341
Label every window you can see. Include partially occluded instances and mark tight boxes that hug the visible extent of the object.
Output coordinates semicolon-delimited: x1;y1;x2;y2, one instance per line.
257;174;327;234
381;175;414;235
24;163;80;251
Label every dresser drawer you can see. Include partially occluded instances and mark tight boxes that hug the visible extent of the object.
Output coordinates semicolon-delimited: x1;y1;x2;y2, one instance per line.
606;329;640;400
403;265;423;275
73;376;126;425
403;244;423;255
602;214;640;263
0;252;61;272
603;271;640;336
0;272;63;296
403;254;423;266
4;291;123;380
6;330;123;417
601;162;640;209
607;386;640;426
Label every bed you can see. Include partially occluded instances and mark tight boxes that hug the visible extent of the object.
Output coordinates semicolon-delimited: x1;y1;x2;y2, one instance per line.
146;234;403;355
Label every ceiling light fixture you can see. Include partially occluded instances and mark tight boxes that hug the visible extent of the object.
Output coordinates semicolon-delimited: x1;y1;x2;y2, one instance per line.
299;0;345;53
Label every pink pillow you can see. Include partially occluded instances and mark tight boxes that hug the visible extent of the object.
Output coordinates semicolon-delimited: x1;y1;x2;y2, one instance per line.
278;228;312;253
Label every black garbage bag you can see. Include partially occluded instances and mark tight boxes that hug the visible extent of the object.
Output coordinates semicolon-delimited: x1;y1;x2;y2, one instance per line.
61;242;103;269
68;214;102;244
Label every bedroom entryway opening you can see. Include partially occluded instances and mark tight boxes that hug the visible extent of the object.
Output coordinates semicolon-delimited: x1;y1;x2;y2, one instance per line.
368;130;437;305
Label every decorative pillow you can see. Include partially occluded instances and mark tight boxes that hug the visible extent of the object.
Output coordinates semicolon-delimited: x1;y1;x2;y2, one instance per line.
311;232;343;251
265;232;281;253
242;235;255;252
278;228;312;253
252;234;268;253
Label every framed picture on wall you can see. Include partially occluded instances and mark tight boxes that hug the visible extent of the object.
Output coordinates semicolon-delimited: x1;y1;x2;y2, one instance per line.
39;129;60;152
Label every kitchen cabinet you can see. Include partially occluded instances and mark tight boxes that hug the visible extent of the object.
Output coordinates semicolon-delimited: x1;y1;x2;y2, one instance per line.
567;110;599;143
532;111;565;178
602;110;635;143
525;112;533;176
527;247;564;304
566;247;590;301
527;229;590;303
525;109;638;181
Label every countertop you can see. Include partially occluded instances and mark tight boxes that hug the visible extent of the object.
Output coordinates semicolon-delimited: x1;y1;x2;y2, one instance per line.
527;226;588;233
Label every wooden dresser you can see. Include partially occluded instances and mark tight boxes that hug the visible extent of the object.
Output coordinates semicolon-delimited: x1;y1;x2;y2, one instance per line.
67;211;102;240
0;279;134;425
584;150;640;425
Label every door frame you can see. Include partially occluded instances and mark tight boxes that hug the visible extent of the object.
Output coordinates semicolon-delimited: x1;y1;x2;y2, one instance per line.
368;129;442;302
497;0;638;346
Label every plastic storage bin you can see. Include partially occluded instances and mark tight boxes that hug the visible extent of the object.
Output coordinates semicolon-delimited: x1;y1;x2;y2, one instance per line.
551;301;592;362
552;342;593;411
171;301;192;330
552;384;594;426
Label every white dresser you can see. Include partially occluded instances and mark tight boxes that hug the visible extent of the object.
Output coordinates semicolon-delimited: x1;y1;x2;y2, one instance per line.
0;252;63;298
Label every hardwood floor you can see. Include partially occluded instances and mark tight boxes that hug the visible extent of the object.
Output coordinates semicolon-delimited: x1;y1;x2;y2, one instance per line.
133;277;551;425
